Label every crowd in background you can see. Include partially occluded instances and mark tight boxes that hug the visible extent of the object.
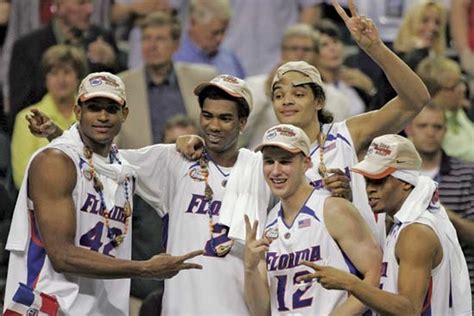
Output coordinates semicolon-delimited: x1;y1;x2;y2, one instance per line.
0;0;473;314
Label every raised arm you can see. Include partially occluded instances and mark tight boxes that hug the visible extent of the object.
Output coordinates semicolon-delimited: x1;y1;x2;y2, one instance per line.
332;0;430;156
244;215;271;316
29;148;203;280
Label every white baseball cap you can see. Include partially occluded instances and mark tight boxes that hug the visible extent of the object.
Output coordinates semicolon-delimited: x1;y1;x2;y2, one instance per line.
352;134;422;179
194;74;253;114
255;124;311;156
271;61;323;91
77;72;127;106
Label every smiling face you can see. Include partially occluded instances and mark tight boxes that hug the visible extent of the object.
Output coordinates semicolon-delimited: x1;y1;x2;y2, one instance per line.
365;176;412;216
415;5;442;49
75;97;128;153
272;71;322;131
199;97;246;155
262;146;311;201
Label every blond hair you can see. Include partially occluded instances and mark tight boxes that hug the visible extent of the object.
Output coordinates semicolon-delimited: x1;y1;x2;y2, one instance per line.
416;56;461;95
394;1;447;55
281;23;320;52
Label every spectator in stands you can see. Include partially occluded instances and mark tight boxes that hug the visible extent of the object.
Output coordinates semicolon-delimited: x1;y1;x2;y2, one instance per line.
162;114;198;144
222;0;321;77
7;0;120;127
416;56;474;162
11;44;86;189
117;11;216;149
243;23;350;149
451;0;474;76
369;1;447;111
173;0;245;78
404;103;474;305
314;19;376;116
1;0;111;117
111;0;173;69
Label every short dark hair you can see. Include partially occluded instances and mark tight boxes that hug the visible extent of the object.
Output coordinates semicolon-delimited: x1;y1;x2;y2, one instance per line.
198;86;250;118
315;19;342;42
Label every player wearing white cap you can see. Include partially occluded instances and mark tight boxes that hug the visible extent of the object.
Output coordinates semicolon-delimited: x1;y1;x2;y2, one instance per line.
244;124;381;316
116;74;262;315
3;72;203;316
178;0;431;248
297;135;472;316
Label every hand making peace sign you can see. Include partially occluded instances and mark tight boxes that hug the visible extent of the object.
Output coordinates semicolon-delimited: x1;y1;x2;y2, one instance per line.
332;0;382;52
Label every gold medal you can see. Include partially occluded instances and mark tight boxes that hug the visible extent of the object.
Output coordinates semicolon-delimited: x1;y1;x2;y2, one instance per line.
123;200;132;218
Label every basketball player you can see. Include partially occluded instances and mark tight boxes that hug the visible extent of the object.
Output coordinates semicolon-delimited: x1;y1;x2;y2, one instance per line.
3;72;203;315
297;135;472;316
118;74;263;315
179;0;431;247
244;124;382;315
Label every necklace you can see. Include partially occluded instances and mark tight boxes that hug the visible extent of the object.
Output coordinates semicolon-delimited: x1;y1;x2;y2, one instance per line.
199;148;234;257
317;131;327;178
84;145;132;248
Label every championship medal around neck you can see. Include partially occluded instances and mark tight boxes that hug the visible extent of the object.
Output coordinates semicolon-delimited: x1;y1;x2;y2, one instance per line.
83;144;132;248
201;149;234;257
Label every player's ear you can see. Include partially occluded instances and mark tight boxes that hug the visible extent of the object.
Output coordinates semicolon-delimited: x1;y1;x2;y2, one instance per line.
121;107;129;122
74;104;82;121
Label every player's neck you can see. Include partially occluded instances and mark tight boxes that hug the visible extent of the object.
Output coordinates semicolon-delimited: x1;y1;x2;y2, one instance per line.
207;146;239;168
79;129;111;157
303;122;320;144
281;183;313;225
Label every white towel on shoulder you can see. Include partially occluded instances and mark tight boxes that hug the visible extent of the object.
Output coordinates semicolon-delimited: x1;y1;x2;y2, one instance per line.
218;148;271;243
394;175;472;315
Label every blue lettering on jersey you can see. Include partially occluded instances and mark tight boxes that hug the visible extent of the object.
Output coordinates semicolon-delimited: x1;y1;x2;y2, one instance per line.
267;246;321;271
185;194;222;216
80;193;126;223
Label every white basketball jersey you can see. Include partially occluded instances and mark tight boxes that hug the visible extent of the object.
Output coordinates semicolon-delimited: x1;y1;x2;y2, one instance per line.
265;190;361;315
382;211;472;316
5;143;132;315
305;121;385;247
122;145;251;316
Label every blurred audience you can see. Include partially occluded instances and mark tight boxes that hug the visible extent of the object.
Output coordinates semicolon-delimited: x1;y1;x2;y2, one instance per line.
404;103;474;302
417;56;474;162
451;0;474;76
1;0;111;115
370;0;448;110
161;113;198;143
7;0;121;132
222;0;322;76
243;23;350;149
112;0;174;69
173;0;245;78
11;45;86;189
117;11;216;149
315;19;375;116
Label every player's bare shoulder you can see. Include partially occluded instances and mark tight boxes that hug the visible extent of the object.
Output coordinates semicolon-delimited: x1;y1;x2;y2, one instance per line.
28;148;77;195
